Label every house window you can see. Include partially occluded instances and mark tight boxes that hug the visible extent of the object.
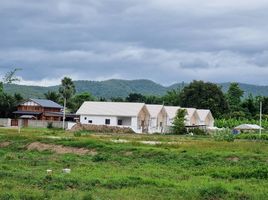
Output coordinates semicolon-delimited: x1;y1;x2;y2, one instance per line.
105;119;110;125
88;120;92;124
160;122;163;127
118;119;123;125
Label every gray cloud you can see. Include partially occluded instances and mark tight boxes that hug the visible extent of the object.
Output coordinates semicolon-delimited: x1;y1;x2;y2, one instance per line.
1;0;268;85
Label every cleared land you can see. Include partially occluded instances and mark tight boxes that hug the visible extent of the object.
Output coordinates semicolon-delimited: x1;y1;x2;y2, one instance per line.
0;128;268;199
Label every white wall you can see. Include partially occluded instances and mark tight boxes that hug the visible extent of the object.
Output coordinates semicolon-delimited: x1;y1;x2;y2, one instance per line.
80;115;143;133
0;118;11;127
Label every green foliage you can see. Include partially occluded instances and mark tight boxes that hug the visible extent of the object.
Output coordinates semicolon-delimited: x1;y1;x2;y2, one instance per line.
162;89;181;106
215;118;268;129
70;92;95;112
172;109;187;135
213;129;235;142
47;122;53;129
227;82;244;111
44;91;61;103
189;128;206;135
179;80;228;118
59;77;76;100
198;185;229;200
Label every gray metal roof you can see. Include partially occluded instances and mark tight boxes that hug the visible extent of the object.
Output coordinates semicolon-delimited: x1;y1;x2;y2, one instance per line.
30;99;63;109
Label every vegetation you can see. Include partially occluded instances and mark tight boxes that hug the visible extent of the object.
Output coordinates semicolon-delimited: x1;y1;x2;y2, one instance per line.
4;79;268;99
1;128;268;199
172;109;187;134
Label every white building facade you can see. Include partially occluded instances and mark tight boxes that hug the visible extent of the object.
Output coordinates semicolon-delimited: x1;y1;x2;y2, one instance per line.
76;101;150;133
146;105;168;133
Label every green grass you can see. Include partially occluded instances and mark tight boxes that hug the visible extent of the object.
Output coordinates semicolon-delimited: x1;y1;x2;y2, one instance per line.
0;128;268;199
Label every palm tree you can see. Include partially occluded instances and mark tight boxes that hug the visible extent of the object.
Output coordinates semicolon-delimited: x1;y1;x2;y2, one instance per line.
59;77;76;129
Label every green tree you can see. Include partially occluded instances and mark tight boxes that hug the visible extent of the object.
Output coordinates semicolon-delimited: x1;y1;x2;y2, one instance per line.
241;94;258;118
125;93;145;102
227;82;244;112
71;92;95;112
179;80;228;118
172;109;187;135
162;89;181;106
44;91;61;103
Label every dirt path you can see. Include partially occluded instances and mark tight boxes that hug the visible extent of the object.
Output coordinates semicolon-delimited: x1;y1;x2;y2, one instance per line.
26;142;97;156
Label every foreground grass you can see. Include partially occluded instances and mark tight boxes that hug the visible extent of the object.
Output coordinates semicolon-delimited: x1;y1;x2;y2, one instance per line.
0;128;268;199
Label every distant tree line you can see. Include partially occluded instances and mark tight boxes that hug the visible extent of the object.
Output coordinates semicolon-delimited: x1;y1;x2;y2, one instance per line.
0;71;267;120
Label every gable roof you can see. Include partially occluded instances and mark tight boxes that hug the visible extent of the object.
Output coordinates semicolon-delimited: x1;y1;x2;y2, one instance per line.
30;99;63;109
196;109;213;121
76;101;147;117
164;106;180;119
146;105;165;118
183;108;197;118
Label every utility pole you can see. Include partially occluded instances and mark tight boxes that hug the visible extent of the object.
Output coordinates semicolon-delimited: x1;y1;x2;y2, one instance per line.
62;97;66;130
259;101;262;137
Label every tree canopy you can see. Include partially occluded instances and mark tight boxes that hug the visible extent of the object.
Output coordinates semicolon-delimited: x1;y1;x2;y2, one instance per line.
179;80;228;118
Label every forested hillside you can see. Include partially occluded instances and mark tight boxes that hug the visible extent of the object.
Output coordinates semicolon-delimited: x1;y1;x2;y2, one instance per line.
3;79;268;98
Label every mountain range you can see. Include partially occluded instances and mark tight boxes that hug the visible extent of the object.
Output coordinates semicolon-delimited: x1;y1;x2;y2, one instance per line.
3;79;268;99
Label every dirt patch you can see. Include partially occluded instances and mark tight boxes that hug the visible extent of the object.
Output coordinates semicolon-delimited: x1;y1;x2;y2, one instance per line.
70;123;135;134
227;156;240;162
124;151;133;156
26;142;97;156
0;142;10;148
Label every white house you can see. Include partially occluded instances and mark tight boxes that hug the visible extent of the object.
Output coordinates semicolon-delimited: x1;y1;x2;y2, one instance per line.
76;101;150;133
196;109;215;127
164;106;181;126
183;108;201;126
146;105;167;133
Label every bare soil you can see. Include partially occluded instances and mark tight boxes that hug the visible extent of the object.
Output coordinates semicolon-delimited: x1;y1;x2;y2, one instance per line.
26;142;97;156
0;141;10;148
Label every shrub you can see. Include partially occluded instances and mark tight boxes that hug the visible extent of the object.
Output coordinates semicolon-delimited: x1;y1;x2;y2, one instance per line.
47;122;53;129
0;193;15;200
189;128;206;135
199;185;229;200
213;129;235;142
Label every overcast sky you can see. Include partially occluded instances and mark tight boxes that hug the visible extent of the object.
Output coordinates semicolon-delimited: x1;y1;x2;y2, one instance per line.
1;0;268;86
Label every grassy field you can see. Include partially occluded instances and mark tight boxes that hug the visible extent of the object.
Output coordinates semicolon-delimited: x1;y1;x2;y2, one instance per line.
0;128;268;199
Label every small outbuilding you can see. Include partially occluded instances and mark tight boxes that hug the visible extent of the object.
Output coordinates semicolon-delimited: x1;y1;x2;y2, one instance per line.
234;124;263;132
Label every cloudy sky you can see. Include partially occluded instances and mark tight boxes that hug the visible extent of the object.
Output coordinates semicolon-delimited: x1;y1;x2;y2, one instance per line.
1;0;268;86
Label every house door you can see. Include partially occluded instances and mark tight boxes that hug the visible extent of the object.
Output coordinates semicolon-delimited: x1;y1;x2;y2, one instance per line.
141;120;145;132
22;119;28;127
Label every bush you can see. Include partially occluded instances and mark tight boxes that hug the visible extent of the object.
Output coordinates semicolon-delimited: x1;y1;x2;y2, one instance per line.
189;128;206;135
47;122;53;129
199;185;229;200
213;129;235;142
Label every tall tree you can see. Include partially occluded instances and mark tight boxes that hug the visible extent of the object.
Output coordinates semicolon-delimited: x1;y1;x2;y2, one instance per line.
227;82;244;112
179;80;228;118
59;77;76;129
3;68;21;84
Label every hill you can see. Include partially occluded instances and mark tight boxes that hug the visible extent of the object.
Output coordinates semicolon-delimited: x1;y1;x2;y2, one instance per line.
3;79;268;99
